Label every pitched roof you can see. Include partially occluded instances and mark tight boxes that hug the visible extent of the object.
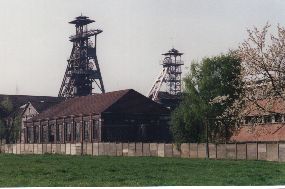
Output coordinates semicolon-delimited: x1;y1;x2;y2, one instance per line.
230;123;285;142
29;89;170;121
0;94;64;117
242;98;285;116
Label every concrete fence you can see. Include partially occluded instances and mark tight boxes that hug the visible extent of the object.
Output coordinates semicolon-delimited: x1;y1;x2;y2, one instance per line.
1;142;285;162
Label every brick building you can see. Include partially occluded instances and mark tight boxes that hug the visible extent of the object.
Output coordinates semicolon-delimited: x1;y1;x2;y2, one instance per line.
231;98;285;142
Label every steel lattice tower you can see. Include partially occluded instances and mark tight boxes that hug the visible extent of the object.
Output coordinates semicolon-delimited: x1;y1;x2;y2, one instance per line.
58;15;105;98
148;48;184;106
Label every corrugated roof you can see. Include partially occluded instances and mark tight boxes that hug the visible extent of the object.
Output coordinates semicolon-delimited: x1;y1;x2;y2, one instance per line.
230;123;285;142
29;89;170;121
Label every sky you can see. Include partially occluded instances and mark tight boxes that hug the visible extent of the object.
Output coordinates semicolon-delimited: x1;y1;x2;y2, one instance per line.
0;0;285;97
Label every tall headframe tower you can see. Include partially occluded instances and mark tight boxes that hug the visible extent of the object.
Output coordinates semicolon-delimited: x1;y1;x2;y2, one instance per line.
148;48;184;109
58;15;105;98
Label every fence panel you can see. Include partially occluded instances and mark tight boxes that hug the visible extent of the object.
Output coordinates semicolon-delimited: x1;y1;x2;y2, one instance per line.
209;144;216;159
181;143;190;158
190;143;198;158
93;143;99;156
173;144;180;157
266;143;278;161
19;143;24;154
142;143;150;156
258;143;267;160
75;143;82;155
158;143;165;157
217;144;226;159
150;143;158;157
66;143;71;155
98;143;105;156
70;144;76;155
4;144;8;153
103;143;110;156
42;144;47;154
87;143;93;155
82;143;87;155
27;144;34;154
135;143;143;156
16;144;21;154
37;144;43;154
7;144;13;154
236;143;246;160
56;144;61;154
279;143;285;162
33;144;38;154
198;143;206;158
164;144;173;157
46;144;51;154
226;144;236;160
60;144;66;154
109;143;117;156
128;143;136;157
12;144;17;154
122;143;129;156
116;143;123;156
247;143;257;160
51;144;57;154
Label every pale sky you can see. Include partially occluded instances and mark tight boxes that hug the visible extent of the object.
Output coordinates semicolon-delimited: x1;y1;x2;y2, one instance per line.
0;0;285;96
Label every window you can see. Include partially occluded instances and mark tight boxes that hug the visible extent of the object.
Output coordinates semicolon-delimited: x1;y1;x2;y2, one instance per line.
27;127;33;143
75;122;81;142
93;120;99;140
56;124;60;142
48;124;55;142
244;117;251;124
83;121;89;141
264;115;271;123
65;123;72;142
275;114;283;123
34;126;39;143
42;125;48;143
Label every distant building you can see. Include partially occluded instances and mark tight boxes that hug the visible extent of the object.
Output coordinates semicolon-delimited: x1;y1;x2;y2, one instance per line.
0;95;64;143
24;89;171;143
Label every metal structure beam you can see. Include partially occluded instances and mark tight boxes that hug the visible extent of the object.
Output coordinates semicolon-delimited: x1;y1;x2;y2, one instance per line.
148;48;184;103
58;15;105;98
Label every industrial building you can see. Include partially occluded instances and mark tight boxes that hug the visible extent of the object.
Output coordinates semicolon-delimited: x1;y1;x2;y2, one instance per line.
24;89;171;143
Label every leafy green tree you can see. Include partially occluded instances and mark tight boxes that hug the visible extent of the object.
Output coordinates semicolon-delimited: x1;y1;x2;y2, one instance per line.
171;53;243;144
0;97;21;143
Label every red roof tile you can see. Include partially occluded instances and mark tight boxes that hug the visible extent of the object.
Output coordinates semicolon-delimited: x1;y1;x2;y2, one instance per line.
230;123;285;142
242;98;285;116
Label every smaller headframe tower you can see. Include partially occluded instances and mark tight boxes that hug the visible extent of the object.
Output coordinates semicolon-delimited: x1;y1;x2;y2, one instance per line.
148;48;184;109
58;15;105;98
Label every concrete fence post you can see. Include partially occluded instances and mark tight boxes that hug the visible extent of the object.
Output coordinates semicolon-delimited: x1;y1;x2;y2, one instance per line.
257;142;259;160
245;143;248;160
277;141;280;161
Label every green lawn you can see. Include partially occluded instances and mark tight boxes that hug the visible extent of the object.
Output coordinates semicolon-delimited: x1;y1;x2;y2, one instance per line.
0;154;284;186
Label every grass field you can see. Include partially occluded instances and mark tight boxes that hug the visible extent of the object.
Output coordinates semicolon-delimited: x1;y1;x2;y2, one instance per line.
0;154;284;186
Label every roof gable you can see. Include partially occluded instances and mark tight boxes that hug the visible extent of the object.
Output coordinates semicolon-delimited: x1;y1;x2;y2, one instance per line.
0;94;63;115
31;89;131;121
103;90;170;115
